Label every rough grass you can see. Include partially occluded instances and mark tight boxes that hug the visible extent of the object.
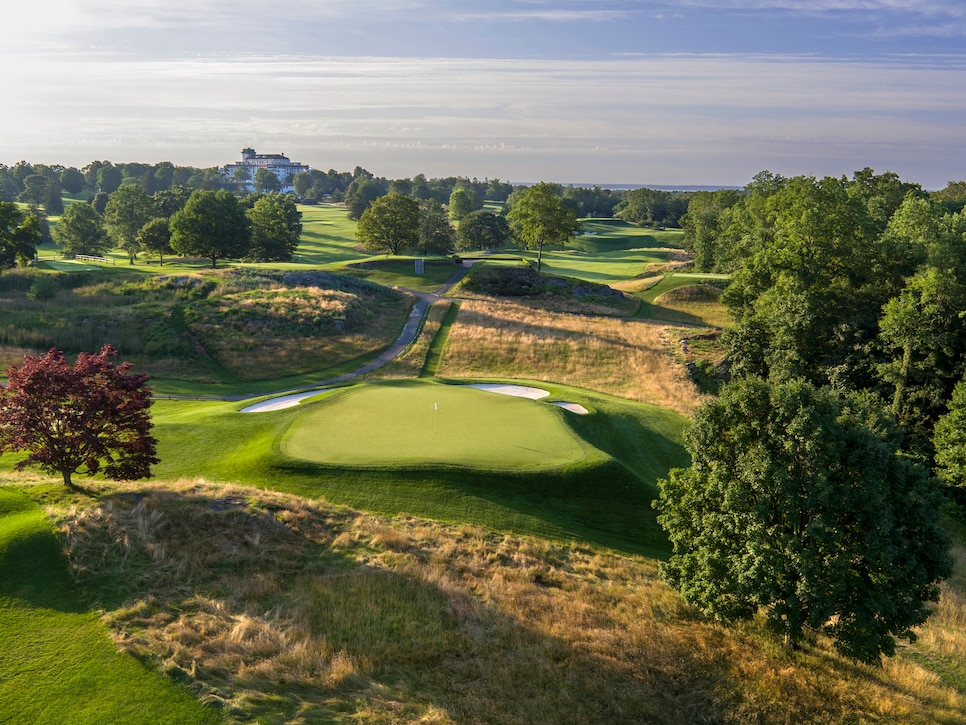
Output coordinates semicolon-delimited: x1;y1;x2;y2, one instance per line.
438;299;705;415
0;267;411;390
182;276;410;383
24;479;966;725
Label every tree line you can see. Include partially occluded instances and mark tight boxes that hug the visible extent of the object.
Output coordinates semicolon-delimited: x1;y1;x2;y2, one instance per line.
1;154;701;269
352;182;580;271
24;187;300;268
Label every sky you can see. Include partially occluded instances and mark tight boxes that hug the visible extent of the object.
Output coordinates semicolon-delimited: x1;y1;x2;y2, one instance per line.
2;1;965;189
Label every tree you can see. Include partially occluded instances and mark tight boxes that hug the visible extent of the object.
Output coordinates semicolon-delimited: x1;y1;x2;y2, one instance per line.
19;174;49;205
720;174;912;389
417;199;454;255
934;375;966;490
136;217;173;266
410;173;431;200
344;177;386;220
96;164;123;194
152;186;193;217
53;201;109;257
506;182;580;271
455;209;510;251
448;187;481;222
169;189;251;267
356;193;420;255
0;203;42;268
245;195;302;261
563;185;621;218
0;346;159;489
104;185;157;263
44;183;64;215
680;189;742;272
615;187;687;226
485;178;514;203
60;167;85;195
140;168;159;195
90;191;109;214
292;170;313;197
656;378;952;664
254;168;282;194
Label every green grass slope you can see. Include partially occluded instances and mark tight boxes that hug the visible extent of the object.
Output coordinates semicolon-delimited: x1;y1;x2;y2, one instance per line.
569;218;685;253
0;488;218;725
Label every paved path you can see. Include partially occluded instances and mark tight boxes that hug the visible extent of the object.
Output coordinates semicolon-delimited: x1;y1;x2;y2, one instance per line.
219;263;473;406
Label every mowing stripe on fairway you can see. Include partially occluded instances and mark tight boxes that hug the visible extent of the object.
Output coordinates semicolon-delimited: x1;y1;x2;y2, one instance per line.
281;380;588;469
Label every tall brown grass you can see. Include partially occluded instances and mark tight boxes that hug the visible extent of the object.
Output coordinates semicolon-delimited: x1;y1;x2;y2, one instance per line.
39;479;966;724
438;299;706;415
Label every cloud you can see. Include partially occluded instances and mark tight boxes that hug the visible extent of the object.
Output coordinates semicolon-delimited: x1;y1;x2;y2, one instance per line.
3;52;964;186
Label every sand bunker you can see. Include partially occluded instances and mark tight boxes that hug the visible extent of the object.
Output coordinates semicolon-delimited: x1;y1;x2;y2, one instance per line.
242;383;587;416
240;390;327;413
466;383;550;400
551;401;589;415
466;384;587;414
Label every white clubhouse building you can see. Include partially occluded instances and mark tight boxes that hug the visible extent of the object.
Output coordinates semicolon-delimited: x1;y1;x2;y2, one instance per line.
222;148;310;193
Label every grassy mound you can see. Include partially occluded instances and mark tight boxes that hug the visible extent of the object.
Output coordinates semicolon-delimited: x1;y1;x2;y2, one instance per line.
0;267;410;391
461;264;620;301
657;283;723;303
0;487;217;724
457;264;638;315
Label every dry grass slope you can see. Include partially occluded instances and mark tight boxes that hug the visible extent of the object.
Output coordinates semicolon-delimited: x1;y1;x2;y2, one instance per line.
438;299;706;416
37;480;966;724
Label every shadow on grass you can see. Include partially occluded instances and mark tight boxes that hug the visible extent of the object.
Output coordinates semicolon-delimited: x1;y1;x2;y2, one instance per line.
268;456;675;558
631;299;713;326
0;488;86;613
57;484;732;723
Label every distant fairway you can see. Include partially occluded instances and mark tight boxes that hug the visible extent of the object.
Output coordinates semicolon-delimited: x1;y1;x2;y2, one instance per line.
282;380;588;469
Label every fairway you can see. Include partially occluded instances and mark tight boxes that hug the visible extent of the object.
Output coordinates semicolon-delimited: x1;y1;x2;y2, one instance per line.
282;380;588;469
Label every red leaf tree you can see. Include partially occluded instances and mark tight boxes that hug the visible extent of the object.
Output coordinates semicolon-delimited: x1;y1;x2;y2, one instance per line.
0;345;159;488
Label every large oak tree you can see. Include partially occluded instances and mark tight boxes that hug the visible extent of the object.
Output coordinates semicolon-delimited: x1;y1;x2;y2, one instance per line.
506;182;579;271
53;201;110;257
356;193;420;255
656;377;952;664
169;189;251;267
103;184;157;263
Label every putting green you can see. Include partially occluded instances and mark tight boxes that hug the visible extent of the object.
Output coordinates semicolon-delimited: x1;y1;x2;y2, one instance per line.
282;381;589;469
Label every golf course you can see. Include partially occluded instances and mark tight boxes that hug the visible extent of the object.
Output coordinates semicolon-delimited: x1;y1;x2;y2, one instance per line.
2;203;965;724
